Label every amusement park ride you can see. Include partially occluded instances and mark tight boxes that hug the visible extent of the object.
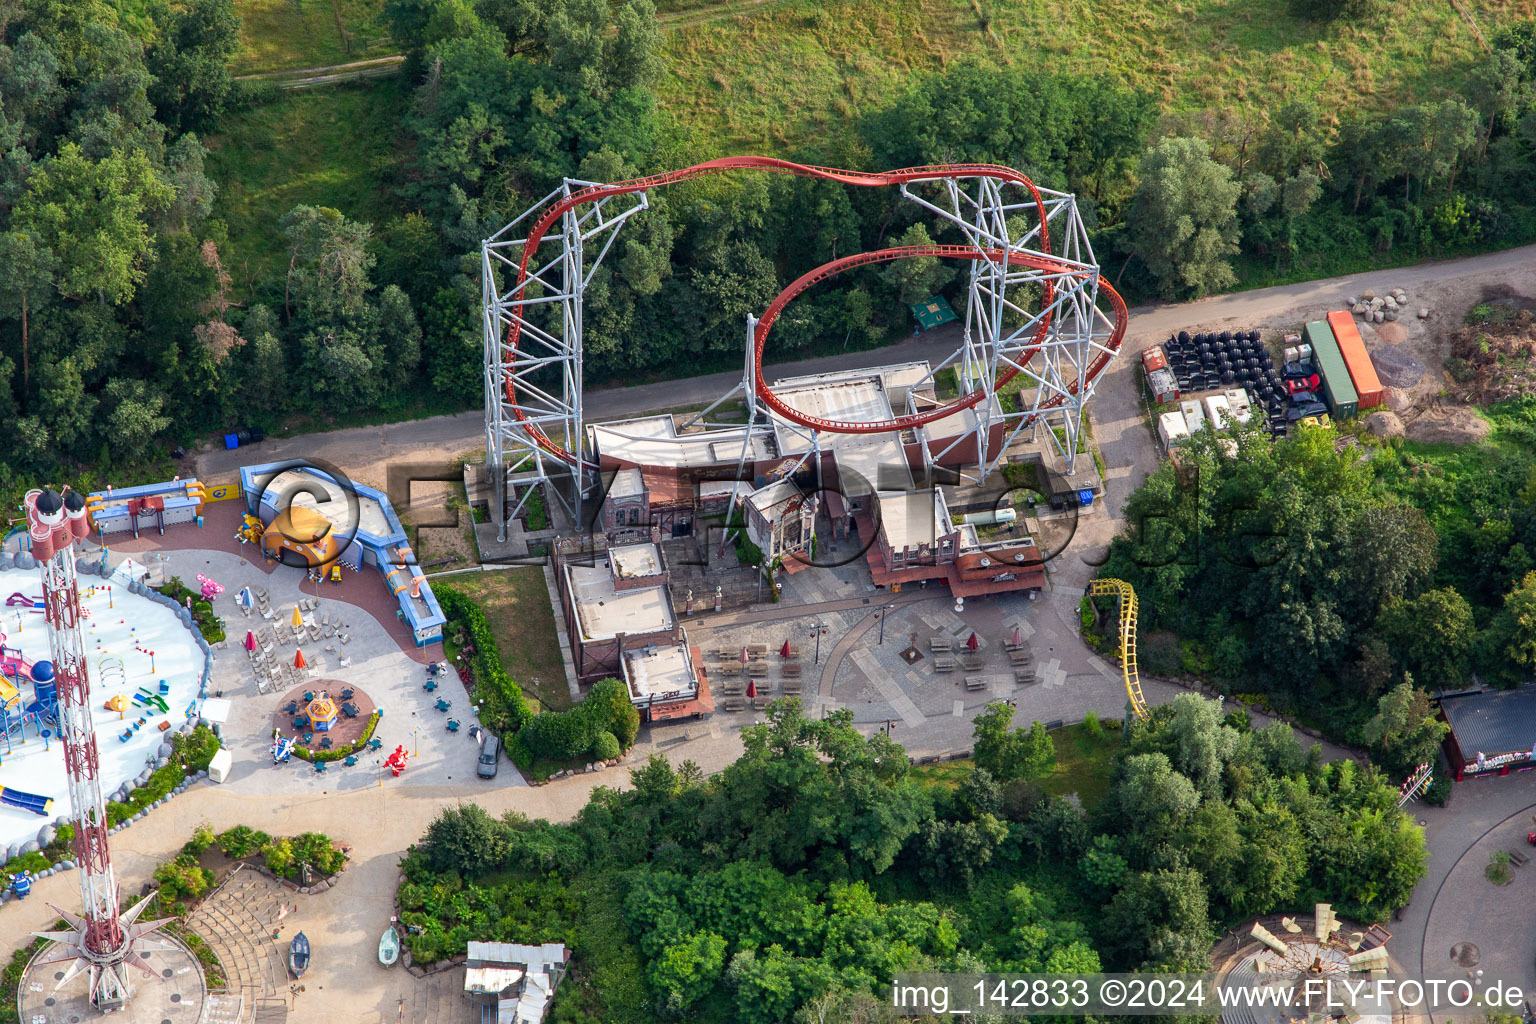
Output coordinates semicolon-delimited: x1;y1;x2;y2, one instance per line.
18;488;176;1011
482;158;1130;539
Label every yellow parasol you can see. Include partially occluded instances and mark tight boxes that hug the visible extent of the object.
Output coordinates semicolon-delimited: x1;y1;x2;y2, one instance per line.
291;605;303;628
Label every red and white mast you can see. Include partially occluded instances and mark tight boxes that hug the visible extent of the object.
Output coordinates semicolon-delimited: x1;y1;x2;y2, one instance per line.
23;487;170;1011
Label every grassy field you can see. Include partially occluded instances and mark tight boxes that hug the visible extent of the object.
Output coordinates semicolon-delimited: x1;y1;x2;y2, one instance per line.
439;569;572;713
659;0;1523;152
910;721;1123;810
231;0;395;74
204;79;404;291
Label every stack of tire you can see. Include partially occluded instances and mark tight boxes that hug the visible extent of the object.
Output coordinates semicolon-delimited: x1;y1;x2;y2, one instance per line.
1161;330;1286;439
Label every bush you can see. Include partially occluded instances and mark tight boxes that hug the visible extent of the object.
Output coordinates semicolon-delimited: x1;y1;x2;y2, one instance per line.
436;585;531;734
184;821;216;856
264;838;295;878
153;855;213;905
592;731;621;760
1083;711;1102;741
217;825;271;859
520;678;640;763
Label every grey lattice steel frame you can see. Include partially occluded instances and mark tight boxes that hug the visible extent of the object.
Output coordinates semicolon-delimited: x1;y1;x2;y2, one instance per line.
482;159;1125;539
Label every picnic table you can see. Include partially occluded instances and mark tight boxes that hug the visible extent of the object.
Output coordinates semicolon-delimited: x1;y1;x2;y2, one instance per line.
367;738;383;752
964;675;990;691
929;637;953;652
434;698;452;712
933;656;956;673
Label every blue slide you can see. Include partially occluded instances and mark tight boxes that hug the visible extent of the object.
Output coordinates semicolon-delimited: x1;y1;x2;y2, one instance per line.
0;786;54;816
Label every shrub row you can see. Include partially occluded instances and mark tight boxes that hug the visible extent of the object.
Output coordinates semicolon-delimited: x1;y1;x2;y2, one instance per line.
434;584;531;735
291;710;381;762
213;825;347;880
516;678;639;762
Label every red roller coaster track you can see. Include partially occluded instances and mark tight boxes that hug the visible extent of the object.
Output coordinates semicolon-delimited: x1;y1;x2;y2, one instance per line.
501;157;1129;467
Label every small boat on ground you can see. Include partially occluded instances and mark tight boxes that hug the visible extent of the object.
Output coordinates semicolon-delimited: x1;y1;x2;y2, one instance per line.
289;931;310;978
378;924;400;967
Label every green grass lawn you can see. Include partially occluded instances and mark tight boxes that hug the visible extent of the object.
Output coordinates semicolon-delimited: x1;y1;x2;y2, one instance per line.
659;0;1507;152
204;79;405;293
910;721;1123;810
231;0;394;75
440;569;572;713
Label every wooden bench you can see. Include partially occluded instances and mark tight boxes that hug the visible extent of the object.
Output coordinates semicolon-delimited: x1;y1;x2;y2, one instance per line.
933;656;957;672
782;679;802;695
717;662;741;677
965;675;990;691
1009;649;1033;665
1015;669;1037;685
723;697;744;712
782;662;802;679
781;643;800;659
714;648;739;661
929;637;953;652
721;680;745;696
1003;639;1024;652
752;695;770;710
747;663;769;678
746;643;769;659
959;653;984;670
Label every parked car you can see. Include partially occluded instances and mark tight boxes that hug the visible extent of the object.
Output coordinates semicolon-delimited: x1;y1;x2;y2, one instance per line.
1285;374;1321;393
477;732;501;778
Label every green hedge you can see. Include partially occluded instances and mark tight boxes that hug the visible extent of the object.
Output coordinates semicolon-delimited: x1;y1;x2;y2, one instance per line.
214;826;346;880
518;678;639;762
435;584;531;734
292;710;381;762
159;576;227;643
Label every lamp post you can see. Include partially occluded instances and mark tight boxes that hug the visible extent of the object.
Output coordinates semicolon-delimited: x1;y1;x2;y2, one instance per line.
812;620;827;665
756;564;764;603
877;603;895;645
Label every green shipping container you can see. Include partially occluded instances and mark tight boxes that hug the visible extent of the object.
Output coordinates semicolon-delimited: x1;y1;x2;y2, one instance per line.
1304;320;1358;419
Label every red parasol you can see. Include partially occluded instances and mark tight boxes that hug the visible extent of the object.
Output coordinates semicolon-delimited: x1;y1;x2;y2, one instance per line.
966;632;980;651
780;640;791;659
244;630;256;651
1010;625;1023;647
740;647;749;664
293;648;307;669
746;679;757;698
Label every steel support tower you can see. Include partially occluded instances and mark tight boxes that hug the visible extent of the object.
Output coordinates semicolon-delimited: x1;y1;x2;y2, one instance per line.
483;159;1127;540
22;487;171;1012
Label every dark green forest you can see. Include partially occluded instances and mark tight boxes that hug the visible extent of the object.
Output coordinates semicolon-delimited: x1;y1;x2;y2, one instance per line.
1099;405;1536;781
398;697;1424;1024
3;0;1536;497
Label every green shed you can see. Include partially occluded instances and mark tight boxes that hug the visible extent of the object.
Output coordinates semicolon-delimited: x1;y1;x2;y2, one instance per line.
909;295;958;331
1304;320;1358;420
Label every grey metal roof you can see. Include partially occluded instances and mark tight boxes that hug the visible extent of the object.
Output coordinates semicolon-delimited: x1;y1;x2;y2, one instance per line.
1441;686;1536;758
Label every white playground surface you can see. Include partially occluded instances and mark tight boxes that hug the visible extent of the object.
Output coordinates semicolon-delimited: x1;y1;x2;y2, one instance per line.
0;559;204;852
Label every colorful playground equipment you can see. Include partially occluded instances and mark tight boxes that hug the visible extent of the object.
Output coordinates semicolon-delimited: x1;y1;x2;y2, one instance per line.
384;745;408;777
0;637;58;754
5;592;43;612
0;784;54;815
304;692;338;732
1086;578;1147;721
195;573;224;600
271;730;294;763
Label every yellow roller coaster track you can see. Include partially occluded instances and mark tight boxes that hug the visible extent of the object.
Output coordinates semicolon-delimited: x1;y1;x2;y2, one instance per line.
1087;578;1147;721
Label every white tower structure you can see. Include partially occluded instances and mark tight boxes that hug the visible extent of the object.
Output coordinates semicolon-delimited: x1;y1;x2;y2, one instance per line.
22;487;172;1011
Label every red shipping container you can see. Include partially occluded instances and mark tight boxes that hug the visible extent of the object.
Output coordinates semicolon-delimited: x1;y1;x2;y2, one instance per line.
1141;347;1168;372
1325;310;1385;409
